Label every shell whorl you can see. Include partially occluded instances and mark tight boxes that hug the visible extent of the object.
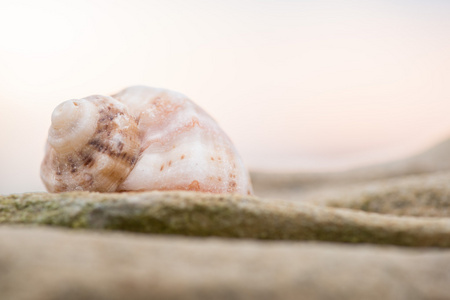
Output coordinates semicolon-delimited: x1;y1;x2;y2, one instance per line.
114;86;254;195
48;99;99;154
41;95;140;193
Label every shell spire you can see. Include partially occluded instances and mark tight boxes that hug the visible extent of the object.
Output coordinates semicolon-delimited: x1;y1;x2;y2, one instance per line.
41;95;140;192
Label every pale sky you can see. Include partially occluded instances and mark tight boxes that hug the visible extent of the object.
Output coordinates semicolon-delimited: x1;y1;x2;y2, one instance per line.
0;0;450;194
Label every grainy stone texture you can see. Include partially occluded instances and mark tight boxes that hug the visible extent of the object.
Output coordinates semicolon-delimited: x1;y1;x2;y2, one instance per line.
4;138;450;299
309;171;450;217
1;226;450;300
1;191;450;247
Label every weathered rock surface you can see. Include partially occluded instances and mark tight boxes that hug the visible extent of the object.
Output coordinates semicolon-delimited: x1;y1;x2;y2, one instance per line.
4;137;450;299
1;191;450;247
252;138;450;199
1;226;450;300
308;171;450;217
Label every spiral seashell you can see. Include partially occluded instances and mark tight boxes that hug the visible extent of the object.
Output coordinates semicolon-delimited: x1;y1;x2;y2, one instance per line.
41;95;140;192
41;86;253;195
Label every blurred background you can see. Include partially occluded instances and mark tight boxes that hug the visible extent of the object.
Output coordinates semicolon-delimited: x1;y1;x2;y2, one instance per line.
0;0;449;194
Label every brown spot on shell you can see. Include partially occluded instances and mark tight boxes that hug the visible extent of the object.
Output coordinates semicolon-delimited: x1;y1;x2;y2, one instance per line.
191;117;200;127
188;180;200;191
160;164;164;171
168;160;172;166
89;139;101;148
181;155;185;160
210;157;214;161
117;141;124;151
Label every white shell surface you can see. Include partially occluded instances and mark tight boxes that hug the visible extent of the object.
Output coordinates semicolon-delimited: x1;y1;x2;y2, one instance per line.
114;86;253;195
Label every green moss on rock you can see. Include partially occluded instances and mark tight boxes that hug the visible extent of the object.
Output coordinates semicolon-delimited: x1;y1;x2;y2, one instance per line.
1;191;450;247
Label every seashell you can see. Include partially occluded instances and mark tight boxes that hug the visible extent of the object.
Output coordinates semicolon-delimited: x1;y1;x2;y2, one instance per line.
41;95;141;192
41;86;253;195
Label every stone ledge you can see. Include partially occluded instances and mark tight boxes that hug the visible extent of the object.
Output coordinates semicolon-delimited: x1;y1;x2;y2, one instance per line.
1;191;450;247
1;226;449;300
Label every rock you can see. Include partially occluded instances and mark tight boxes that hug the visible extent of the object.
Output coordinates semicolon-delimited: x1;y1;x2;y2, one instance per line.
252;137;450;199
309;171;450;217
4;137;450;299
0;226;450;300
1;191;450;247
